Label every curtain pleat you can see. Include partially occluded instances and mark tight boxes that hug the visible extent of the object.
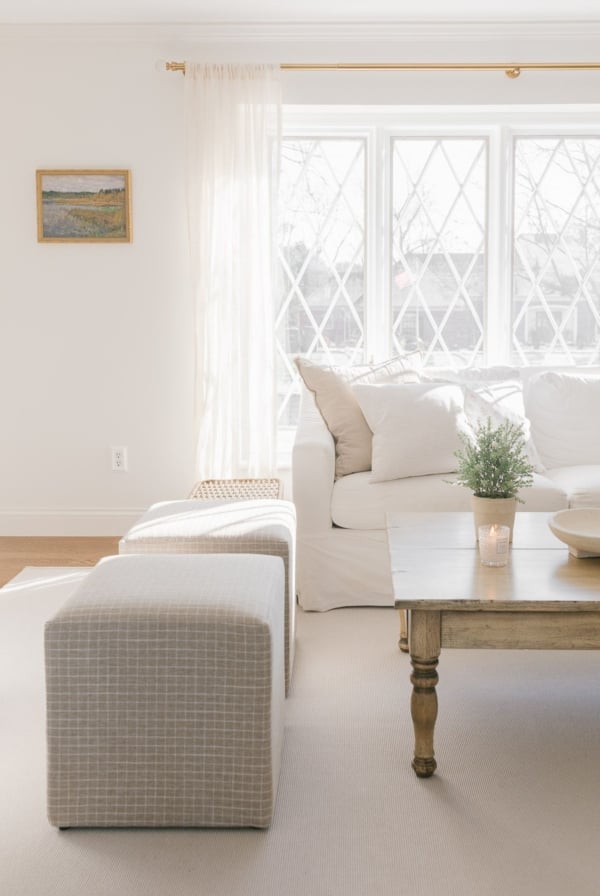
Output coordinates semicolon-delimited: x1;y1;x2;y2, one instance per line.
184;63;282;478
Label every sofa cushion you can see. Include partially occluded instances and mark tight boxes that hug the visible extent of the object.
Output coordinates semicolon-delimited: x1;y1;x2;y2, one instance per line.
353;382;471;482
543;465;600;508
525;372;600;469
331;471;568;530
294;354;420;479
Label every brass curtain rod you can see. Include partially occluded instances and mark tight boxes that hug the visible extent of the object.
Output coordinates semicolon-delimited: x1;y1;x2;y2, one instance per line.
166;60;600;79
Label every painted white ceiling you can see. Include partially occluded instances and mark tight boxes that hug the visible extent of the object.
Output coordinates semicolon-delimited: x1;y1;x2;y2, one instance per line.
0;0;599;23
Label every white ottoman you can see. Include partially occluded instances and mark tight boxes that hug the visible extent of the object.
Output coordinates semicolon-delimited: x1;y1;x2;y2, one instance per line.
119;498;296;694
45;553;284;829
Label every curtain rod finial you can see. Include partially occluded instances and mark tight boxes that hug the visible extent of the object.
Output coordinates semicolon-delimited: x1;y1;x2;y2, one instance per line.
166;61;186;74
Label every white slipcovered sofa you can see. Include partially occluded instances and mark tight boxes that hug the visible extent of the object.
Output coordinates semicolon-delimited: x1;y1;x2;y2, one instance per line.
292;358;600;611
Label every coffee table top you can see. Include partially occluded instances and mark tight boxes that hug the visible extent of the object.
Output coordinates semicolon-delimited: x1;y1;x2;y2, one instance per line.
387;511;600;610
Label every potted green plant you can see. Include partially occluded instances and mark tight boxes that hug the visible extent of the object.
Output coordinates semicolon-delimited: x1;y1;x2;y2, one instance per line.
454;418;535;542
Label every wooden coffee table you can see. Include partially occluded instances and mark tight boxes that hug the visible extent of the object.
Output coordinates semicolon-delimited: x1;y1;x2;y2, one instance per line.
387;511;600;778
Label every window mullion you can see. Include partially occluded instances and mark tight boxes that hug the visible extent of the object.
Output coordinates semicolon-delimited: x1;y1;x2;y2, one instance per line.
486;125;512;365
364;125;389;361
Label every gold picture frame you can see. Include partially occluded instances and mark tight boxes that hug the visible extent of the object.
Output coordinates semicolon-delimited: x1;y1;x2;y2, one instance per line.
36;169;132;243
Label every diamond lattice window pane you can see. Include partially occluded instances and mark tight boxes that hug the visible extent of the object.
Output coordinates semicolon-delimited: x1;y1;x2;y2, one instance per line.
276;139;366;426
391;138;487;368
513;137;600;365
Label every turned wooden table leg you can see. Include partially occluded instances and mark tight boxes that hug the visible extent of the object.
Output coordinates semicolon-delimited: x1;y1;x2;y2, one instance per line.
398;608;409;652
408;610;441;778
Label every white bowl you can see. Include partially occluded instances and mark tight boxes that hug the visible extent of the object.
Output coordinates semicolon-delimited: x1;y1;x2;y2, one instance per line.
548;508;600;557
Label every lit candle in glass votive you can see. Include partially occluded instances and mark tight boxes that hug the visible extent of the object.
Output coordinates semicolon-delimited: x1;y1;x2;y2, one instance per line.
478;523;510;567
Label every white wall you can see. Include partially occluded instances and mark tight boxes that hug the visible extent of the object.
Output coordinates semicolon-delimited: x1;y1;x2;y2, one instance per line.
0;32;194;533
1;21;599;533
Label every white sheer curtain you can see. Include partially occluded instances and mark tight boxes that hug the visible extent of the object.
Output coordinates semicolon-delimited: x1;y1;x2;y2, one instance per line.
184;63;282;479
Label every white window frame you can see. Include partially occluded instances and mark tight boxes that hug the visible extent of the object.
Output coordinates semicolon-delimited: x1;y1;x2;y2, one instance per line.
282;103;600;361
277;104;600;462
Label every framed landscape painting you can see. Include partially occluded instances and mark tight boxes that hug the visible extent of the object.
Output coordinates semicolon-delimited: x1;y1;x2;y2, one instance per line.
36;169;132;242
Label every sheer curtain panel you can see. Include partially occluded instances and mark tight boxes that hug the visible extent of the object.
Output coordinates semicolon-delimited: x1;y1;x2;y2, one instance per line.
184;63;282;479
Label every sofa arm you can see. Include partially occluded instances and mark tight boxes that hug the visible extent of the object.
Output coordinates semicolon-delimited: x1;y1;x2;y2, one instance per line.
292;390;335;534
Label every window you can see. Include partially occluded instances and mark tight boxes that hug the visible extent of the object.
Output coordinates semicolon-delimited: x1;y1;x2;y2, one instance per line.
391;137;486;366
276;107;600;430
512;137;600;365
276;138;366;426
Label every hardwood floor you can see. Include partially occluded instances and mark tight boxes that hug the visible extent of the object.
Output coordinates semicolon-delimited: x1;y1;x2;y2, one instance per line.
0;537;121;588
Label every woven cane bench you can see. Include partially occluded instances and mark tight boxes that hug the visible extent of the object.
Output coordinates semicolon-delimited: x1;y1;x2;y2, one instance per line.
119;497;296;694
45;553;284;829
188;478;283;501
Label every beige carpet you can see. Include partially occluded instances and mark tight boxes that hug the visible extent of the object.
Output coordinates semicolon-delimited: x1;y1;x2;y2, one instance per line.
1;567;599;896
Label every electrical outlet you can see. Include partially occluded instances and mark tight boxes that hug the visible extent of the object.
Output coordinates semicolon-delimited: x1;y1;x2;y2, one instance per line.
111;446;128;472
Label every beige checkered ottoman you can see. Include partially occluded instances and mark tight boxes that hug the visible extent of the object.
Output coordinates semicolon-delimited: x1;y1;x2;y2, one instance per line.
45;553;284;829
119;498;296;694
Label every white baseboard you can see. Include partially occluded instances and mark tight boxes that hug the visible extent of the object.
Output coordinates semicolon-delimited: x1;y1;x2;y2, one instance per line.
0;509;146;536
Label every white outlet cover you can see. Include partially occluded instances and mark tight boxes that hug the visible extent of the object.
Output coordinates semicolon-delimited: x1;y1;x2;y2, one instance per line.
111;446;128;472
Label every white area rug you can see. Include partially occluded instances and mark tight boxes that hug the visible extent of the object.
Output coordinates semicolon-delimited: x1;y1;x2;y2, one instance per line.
1;567;600;896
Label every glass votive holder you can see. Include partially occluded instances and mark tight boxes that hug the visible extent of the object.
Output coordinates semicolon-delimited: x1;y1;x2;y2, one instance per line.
478;524;510;567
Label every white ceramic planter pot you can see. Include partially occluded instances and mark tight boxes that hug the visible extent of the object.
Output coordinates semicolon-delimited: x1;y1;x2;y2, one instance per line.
471;495;517;543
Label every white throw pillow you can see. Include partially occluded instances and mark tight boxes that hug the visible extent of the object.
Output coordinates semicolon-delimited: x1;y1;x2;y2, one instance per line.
353;382;472;482
462;383;545;473
295;354;421;478
423;368;545;473
525;372;600;469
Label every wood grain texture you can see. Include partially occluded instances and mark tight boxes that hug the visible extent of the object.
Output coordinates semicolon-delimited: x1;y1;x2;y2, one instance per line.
387;510;562;550
389;514;600;608
388;512;600;777
409;611;441;778
441;610;600;649
0;537;120;587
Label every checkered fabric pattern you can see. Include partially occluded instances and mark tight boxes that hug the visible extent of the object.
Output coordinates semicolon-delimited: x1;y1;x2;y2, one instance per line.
119;499;296;694
45;553;284;829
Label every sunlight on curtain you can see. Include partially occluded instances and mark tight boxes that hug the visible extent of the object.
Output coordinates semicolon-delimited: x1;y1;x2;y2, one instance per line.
184;63;282;478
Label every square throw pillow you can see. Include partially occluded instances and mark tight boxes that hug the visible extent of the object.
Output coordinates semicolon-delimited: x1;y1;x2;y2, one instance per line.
422;368;545;473
524;371;600;469
294;354;421;478
353;382;472;482
462;383;545;473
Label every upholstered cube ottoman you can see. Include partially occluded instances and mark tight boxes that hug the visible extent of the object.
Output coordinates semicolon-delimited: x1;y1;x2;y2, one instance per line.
45;553;284;829
119;498;296;694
